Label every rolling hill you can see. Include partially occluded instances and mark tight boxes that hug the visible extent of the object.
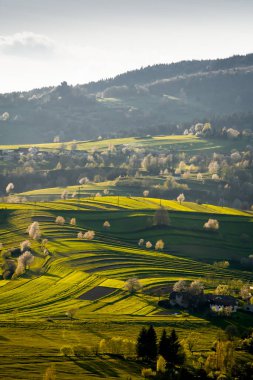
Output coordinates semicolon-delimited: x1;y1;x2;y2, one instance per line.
0;54;253;144
0;197;252;378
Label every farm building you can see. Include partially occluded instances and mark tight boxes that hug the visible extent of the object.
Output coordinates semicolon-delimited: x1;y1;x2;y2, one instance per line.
207;295;238;313
169;291;239;312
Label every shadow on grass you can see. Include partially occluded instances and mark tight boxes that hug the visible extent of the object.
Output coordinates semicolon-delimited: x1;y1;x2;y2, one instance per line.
68;356;119;377
0;335;9;341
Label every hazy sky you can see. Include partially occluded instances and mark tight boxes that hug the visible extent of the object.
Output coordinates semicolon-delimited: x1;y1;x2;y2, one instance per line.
0;0;252;93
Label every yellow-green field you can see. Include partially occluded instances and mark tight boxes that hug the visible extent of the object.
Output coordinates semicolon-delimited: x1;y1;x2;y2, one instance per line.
0;197;252;379
0;134;243;154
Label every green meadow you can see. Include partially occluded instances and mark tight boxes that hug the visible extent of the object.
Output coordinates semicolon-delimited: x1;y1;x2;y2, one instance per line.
0;134;247;154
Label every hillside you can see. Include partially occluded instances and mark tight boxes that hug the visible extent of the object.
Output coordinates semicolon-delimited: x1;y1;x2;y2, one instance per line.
1;134;253;210
1;196;252;316
0;197;252;378
0;54;253;144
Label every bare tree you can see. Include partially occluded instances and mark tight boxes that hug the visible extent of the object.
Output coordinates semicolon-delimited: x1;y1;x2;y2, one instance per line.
212;174;220;181
27;222;41;240
138;238;144;246
83;230;95;240
173;280;188;292
146;241;152;249
197;173;203;181
208;161;219;175
61;190;68;199
55;216;65;225
1;112;10;121
6;182;14;194
79;177;89;185
155;240;165;251
189;280;204;295
103;221;111;229
204;219;219;230
177;193;185;204
70;218;76;226
42;239;48;247
124;278;142;293
20;240;31;252
14;251;34;277
77;231;83;239
213;261;229;269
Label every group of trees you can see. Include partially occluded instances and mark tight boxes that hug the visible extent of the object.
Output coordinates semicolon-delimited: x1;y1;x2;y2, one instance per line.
137;326;185;376
173;279;204;295
136;324;253;379
77;230;95;240
1;239;35;279
138;238;165;251
1;129;253;209
1;218;53;280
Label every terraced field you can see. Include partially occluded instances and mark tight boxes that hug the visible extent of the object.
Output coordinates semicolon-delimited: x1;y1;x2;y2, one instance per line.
0;196;252;318
0;197;252;379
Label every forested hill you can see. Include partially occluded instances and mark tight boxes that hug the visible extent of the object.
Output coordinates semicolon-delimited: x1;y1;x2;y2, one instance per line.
0;54;253;144
85;53;253;91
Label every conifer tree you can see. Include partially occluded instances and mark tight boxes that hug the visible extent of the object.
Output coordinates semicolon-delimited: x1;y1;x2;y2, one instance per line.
158;329;167;358
146;325;157;361
165;329;185;368
136;327;148;359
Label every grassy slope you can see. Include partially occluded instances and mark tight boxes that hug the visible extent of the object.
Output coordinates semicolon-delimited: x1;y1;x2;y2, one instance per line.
0;197;252;379
0;134;248;154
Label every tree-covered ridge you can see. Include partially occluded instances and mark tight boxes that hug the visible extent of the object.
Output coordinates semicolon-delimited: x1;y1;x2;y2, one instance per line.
0;54;253;144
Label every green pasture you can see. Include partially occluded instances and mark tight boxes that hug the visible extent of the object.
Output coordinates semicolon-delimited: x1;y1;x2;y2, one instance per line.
0;318;235;380
0;134;248;154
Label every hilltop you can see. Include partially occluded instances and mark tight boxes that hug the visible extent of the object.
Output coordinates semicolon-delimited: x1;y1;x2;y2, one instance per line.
0;54;253;144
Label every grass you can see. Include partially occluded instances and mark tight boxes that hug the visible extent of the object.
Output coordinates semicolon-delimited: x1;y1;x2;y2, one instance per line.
0;196;252;378
0;134;249;154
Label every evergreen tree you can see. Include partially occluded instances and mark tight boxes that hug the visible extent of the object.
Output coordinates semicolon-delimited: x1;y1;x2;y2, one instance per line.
165;329;185;368
136;327;148;359
158;328;185;369
158;329;167;358
146;325;157;361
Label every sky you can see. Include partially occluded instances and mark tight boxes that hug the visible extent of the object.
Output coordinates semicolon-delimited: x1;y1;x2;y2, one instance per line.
0;0;252;93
